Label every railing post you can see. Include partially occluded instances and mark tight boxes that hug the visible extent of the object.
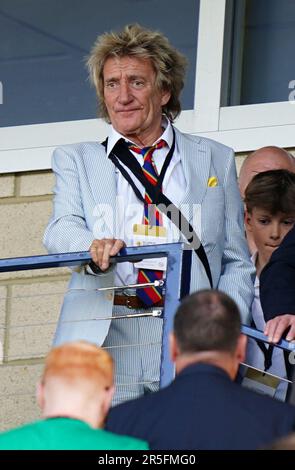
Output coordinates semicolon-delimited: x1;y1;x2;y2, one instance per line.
160;245;192;387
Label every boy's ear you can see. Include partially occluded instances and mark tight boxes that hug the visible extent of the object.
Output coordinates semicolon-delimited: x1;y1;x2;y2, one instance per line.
245;210;253;232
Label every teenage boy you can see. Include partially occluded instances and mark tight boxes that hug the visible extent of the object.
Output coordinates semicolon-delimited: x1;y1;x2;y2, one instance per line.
243;169;295;400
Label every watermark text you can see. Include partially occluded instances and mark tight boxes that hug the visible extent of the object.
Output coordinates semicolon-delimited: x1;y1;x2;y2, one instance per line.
288;80;295;103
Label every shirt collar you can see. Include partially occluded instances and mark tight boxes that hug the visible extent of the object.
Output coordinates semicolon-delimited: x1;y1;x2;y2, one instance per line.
106;116;173;157
251;251;258;265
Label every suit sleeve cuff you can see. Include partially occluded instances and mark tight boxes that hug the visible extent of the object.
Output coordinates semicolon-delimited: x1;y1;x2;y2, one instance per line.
86;260;115;276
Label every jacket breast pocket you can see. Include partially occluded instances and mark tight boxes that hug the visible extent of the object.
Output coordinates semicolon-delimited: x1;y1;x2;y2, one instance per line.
200;186;225;252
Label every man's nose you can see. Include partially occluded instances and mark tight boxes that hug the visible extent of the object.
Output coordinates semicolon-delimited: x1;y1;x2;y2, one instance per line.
118;81;132;103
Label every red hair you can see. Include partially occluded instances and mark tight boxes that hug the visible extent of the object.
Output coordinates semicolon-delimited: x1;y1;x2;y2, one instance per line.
42;341;113;390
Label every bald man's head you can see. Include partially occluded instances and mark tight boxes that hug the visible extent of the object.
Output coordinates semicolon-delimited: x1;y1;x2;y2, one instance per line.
239;146;295;197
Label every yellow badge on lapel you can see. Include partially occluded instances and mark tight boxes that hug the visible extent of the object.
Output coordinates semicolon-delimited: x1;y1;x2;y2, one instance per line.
207;176;218;187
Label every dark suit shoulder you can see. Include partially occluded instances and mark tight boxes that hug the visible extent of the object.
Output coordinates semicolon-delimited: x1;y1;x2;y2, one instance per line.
106;367;295;450
106;382;177;439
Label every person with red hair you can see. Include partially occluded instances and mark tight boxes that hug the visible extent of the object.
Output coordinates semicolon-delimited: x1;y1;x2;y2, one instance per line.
0;341;148;450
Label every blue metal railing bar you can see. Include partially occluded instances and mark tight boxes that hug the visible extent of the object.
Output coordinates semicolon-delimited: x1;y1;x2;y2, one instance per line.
0;243;192;388
1;244;294;383
241;325;295;352
1;321;293;352
0;244;174;272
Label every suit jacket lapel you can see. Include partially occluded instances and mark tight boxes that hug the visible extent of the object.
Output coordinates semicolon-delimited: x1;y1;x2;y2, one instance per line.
85;143;117;236
175;128;211;223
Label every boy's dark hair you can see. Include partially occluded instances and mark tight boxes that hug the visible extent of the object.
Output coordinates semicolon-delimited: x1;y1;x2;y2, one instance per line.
173;290;241;354
244;169;295;214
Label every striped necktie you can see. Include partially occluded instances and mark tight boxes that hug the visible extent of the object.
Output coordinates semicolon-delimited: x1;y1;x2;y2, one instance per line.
129;140;166;306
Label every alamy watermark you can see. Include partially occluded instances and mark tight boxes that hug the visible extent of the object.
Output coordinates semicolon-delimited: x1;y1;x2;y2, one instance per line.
288;80;295;103
92;198;203;250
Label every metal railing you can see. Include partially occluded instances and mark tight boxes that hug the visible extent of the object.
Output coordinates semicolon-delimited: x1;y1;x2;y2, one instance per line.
1;243;294;389
0;242;192;388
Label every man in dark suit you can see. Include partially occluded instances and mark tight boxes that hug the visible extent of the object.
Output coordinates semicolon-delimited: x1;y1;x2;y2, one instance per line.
106;290;295;450
260;225;295;342
260;225;295;405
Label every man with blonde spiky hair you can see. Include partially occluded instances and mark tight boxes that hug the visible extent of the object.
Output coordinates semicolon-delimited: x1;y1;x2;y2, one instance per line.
44;23;254;404
0;342;148;450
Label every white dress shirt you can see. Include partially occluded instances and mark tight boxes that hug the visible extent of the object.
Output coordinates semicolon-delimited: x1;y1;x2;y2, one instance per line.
106;118;186;287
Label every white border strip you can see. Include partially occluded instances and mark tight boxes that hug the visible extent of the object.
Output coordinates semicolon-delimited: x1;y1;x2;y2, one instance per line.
1;116;295;173
0;119;110;151
193;0;226;130
219;101;295;130
198;123;295;153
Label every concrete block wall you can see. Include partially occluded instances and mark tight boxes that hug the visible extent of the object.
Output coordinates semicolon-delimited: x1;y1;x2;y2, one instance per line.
0;149;294;431
0;171;70;431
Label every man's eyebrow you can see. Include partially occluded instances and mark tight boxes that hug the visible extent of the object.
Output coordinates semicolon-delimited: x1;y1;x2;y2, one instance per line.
104;75;146;83
120;75;147;84
104;77;119;82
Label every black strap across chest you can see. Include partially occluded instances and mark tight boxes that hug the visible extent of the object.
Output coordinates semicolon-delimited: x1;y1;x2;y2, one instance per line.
101;134;213;288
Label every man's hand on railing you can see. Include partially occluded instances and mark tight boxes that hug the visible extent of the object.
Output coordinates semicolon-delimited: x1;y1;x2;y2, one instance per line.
89;238;126;271
264;314;295;344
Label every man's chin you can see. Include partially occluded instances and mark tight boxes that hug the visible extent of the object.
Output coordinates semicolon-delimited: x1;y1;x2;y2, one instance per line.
116;126;141;138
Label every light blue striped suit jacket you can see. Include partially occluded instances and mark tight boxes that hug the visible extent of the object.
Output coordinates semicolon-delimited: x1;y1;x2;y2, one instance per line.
43;126;255;346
